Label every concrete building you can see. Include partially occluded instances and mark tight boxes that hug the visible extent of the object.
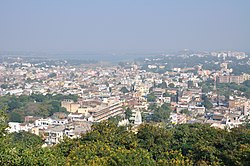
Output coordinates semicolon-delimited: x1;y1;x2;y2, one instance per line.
218;75;244;84
61;99;80;112
88;101;124;122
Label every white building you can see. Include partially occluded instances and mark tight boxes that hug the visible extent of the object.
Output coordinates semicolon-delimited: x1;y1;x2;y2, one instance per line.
129;110;142;125
8;122;34;133
35;118;68;129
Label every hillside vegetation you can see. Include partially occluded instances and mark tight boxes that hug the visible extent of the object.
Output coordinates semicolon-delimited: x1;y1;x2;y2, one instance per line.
0;109;249;166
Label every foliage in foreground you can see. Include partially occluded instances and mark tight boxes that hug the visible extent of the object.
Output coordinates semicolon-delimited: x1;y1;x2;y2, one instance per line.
0;94;77;122
0;109;250;166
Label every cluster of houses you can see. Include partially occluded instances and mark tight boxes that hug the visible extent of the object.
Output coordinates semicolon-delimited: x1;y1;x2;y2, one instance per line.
3;52;250;145
8;113;91;145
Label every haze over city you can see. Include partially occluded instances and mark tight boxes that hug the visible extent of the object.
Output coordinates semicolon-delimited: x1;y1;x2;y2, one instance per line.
1;1;250;165
0;0;250;54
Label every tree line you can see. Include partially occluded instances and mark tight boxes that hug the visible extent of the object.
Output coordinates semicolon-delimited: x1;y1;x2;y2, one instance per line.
0;107;249;165
0;94;78;122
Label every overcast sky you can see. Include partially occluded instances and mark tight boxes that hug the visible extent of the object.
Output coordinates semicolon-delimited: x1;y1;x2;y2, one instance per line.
0;0;249;53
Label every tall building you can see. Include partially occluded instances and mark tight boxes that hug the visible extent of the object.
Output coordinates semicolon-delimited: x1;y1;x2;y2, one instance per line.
218;75;244;84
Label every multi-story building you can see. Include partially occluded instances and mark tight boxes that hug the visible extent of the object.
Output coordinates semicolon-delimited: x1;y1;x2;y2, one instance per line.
61;99;80;112
218;75;244;84
88;101;124;122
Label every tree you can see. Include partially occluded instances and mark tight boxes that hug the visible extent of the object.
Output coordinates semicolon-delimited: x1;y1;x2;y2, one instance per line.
64;94;78;102
150;107;171;123
30;94;46;102
203;98;213;110
243;80;250;87
180;109;191;116
146;103;171;124
120;87;129;94
48;100;68;116
159;81;167;89
8;111;23;122
161;103;171;111
0;84;8;89
137;124;172;160
125;107;133;119
108;116;122;124
147;93;157;102
168;83;175;88
9;131;43;148
149;86;154;93
202;85;210;93
48;72;57;78
0;107;8;139
163;92;171;97
148;103;157;111
7;97;22;110
188;80;194;88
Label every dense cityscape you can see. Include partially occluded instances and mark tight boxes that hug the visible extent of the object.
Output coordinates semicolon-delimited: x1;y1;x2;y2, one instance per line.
1;0;250;165
0;50;250;165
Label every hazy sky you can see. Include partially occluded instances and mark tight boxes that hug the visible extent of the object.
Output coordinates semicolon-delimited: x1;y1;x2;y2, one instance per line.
0;0;249;53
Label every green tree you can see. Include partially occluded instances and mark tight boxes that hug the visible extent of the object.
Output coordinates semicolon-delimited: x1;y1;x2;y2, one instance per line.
7;97;22;110
148;103;157;111
243;80;250;87
108;116;123;124
8;111;23;122
137;124;172;160
146;103;171;124
48;72;57;78
125;107;133;119
203;98;213;109
168;83;175;88
150;107;171;123
188;80;194;88
9;131;43;148
202;85;211;93
0;107;8;139
147;93;157;102
159;81;168;89
120;87;129;94
163;92;171;97
180;109;191;116
0;84;8;89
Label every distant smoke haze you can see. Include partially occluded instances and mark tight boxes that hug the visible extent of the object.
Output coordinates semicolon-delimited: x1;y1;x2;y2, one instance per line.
0;0;249;53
